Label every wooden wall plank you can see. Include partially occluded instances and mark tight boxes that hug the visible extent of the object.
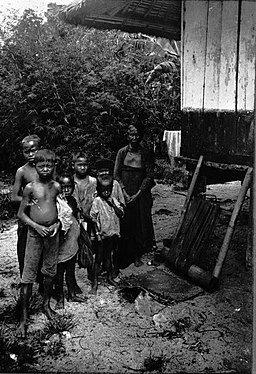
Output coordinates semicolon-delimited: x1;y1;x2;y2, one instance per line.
218;1;239;111
182;0;208;110
237;1;256;111
203;1;222;110
181;0;185;109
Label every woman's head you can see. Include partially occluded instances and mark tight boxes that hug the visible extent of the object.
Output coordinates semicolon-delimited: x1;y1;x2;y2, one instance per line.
127;124;143;148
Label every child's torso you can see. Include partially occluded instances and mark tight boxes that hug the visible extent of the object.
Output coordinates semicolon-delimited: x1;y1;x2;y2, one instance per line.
29;180;58;226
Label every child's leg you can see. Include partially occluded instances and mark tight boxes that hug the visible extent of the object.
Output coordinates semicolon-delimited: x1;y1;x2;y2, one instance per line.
105;237;118;286
90;241;104;294
66;256;85;302
17;221;28;277
112;236;120;278
55;262;65;309
36;253;44;295
41;232;60;319
43;275;57;319
16;283;32;338
17;227;42;337
66;255;82;295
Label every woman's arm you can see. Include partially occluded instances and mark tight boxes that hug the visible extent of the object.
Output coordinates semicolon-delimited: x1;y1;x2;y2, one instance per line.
114;148;125;189
139;147;155;192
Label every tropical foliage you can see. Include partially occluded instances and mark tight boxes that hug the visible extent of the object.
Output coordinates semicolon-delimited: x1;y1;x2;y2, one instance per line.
0;8;180;172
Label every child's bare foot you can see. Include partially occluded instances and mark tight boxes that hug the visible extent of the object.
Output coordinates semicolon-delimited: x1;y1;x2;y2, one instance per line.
16;322;27;339
112;268;120;279
69;295;87;302
75;285;82;294
55;299;64;309
107;278;118;287
43;305;58;320
89;284;98;295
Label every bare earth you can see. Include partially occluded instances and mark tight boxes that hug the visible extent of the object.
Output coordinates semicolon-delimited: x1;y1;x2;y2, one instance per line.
0;181;252;373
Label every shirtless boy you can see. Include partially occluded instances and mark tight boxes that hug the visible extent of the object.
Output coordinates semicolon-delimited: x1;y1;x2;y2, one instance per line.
17;149;61;338
11;135;41;276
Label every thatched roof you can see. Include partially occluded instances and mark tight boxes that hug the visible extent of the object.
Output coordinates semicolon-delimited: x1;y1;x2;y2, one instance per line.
60;0;181;40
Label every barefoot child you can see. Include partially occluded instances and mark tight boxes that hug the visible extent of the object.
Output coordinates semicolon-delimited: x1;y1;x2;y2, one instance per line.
11;135;41;277
72;152;97;288
17;149;61;338
95;158;125;278
90;177;124;294
72;151;97;232
55;173;86;309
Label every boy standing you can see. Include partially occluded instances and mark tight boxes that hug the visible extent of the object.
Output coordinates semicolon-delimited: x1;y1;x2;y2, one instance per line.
90;176;124;294
95;158;125;278
11;135;41;277
17;149;61;338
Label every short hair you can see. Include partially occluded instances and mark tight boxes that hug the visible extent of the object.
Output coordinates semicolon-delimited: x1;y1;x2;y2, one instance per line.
95;158;114;173
57;172;74;185
34;149;55;164
72;151;88;163
21;135;41;148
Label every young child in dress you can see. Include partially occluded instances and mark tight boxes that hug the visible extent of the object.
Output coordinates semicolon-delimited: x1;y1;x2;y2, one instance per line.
11;135;41;277
55;173;86;309
90;175;124;294
17;149;61;338
72;151;97;237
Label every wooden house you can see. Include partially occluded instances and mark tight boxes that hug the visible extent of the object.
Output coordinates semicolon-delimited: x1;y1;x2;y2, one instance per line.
61;0;256;182
181;0;255;183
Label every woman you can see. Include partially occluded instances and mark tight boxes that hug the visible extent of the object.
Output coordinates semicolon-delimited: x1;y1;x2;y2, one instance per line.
114;124;155;268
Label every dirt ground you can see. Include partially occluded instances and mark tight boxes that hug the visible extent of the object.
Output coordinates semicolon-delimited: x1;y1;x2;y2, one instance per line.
0;180;252;373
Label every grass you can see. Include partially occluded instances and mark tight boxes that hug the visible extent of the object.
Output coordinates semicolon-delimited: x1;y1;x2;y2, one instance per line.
0;325;40;373
42;312;78;339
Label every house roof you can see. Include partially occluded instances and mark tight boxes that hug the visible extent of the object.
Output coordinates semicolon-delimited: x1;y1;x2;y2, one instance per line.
60;0;181;40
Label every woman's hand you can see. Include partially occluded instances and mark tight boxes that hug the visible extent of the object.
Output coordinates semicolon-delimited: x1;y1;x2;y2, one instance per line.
123;189;131;204
127;190;141;205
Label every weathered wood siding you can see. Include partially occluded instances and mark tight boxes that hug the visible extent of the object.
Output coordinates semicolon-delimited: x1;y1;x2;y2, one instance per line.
181;0;255;166
182;0;255;111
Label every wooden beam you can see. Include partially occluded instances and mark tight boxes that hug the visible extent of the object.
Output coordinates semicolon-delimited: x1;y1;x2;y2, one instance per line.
175;156;249;172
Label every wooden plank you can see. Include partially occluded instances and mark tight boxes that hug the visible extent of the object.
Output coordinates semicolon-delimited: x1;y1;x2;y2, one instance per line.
218;1;239;111
237;1;256;111
182;0;208;110
181;0;185;109
203;1;222;110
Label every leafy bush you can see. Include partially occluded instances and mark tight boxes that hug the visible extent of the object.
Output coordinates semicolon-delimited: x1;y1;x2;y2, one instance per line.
0;8;180;173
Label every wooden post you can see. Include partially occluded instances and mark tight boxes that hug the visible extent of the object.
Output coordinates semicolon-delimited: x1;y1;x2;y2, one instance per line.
213;167;253;279
252;58;256;374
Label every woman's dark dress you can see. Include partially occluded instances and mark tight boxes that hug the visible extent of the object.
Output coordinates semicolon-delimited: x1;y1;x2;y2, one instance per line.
114;145;155;268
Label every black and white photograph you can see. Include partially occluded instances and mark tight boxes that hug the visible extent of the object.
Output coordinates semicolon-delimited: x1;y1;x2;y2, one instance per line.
0;1;255;373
